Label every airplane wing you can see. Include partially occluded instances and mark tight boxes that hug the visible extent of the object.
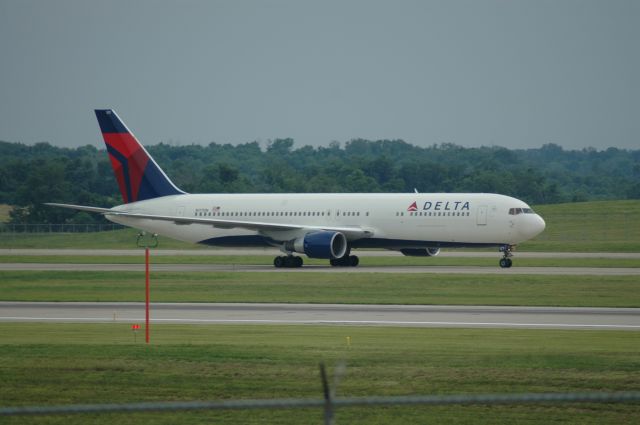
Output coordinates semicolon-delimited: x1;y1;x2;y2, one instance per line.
45;203;374;240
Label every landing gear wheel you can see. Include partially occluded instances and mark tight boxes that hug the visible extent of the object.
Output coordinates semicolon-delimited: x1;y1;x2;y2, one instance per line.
498;245;515;268
348;255;359;267
499;258;513;268
274;255;303;268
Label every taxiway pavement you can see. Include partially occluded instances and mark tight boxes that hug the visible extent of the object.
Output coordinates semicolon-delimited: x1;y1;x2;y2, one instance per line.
1;302;638;330
1;249;639;259
0;263;638;275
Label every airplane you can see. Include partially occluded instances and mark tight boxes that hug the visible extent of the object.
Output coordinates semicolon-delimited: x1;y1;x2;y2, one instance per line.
47;109;546;268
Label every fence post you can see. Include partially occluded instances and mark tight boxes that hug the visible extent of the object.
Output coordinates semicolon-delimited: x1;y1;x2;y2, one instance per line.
320;363;334;425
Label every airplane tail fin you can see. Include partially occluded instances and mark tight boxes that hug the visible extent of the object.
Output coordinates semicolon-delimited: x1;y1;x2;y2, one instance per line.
95;109;185;204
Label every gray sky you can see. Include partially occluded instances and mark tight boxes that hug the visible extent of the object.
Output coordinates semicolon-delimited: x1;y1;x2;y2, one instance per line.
1;0;638;150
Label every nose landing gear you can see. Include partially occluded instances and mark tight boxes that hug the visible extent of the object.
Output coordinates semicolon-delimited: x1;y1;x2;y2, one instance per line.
499;244;514;268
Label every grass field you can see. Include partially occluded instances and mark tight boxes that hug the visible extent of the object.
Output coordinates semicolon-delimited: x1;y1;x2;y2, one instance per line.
1;200;639;251
0;227;198;249
2;271;639;307
1;199;638;423
1;323;639;424
526;200;640;252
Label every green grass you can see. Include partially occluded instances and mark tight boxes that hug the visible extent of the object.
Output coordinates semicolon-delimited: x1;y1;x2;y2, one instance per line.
1;323;638;424
2;271;639;307
1;200;639;252
0;227;199;249
526;200;640;252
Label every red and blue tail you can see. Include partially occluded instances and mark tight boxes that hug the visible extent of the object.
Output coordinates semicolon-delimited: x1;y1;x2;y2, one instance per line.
95;109;184;204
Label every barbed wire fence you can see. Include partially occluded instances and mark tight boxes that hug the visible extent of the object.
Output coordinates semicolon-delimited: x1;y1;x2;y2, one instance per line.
1;364;639;424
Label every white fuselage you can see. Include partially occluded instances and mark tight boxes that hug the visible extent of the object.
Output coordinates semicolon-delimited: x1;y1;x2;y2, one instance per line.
107;192;545;250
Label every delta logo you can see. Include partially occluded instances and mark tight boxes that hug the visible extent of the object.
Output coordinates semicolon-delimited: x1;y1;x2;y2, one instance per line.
407;200;472;212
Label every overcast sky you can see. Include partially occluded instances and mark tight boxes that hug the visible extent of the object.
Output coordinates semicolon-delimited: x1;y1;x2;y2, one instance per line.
0;0;638;150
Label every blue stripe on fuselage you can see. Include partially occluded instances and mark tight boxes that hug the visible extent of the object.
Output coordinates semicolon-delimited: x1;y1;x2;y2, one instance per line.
197;235;502;249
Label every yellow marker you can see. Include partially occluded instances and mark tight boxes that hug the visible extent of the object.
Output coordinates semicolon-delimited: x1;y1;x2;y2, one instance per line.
346;336;352;347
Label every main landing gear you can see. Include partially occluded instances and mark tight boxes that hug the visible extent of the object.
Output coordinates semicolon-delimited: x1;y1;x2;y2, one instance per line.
273;255;360;268
273;255;303;268
499;244;514;268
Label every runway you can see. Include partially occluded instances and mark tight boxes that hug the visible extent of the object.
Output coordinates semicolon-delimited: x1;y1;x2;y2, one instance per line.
2;249;639;259
1;263;638;275
1;302;639;330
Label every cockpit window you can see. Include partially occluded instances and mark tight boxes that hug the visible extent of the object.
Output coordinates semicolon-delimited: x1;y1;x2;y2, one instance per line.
509;207;535;215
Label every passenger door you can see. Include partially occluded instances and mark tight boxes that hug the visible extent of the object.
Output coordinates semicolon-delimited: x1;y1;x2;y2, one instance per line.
476;205;488;225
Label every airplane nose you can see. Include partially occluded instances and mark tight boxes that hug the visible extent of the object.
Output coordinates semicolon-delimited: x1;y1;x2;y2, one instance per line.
528;214;546;237
535;214;546;234
519;214;546;240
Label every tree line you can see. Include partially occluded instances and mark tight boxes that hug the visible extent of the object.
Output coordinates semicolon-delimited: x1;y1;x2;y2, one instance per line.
1;139;638;224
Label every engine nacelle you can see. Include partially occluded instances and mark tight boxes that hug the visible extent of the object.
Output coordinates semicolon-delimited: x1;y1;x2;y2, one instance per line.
400;248;440;257
285;231;348;259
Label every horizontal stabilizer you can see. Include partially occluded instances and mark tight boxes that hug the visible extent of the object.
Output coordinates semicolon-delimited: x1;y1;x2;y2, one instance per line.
44;203;116;214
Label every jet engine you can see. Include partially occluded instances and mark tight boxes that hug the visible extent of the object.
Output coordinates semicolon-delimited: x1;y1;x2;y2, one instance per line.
285;231;348;259
400;248;440;257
